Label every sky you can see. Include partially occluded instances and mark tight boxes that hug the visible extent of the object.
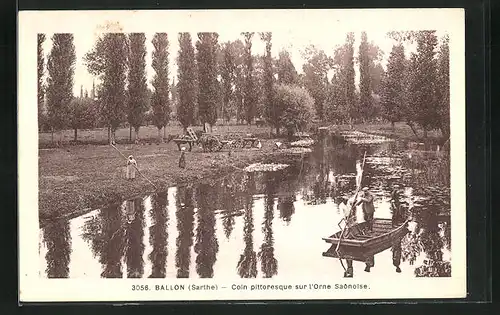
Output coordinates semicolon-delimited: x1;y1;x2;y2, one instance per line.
38;10;452;96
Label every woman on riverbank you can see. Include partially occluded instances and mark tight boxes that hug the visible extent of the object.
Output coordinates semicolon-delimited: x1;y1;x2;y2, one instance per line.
126;155;137;180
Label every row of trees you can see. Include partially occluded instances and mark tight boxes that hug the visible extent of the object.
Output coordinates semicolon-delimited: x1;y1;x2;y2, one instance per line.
38;31;450;143
380;31;450;140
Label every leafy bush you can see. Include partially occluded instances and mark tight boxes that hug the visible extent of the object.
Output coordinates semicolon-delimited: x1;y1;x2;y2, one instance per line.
273;84;315;137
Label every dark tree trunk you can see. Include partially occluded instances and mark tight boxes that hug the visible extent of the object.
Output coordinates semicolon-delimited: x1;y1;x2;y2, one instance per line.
391;121;395;132
157;128;162;142
74;128;78;142
423;128;429;150
107;126;111;144
134;126;140;142
129;126;132;142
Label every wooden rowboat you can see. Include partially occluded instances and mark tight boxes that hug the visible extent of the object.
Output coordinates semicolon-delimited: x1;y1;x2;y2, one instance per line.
322;218;409;262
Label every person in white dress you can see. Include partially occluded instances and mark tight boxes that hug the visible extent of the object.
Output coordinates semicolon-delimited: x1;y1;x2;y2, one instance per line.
126;155;137;180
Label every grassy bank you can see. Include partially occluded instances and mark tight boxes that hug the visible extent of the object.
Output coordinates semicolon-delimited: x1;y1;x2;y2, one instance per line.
39;136;290;223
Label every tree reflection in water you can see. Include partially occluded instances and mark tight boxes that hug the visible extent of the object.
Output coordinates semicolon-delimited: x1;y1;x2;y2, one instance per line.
123;198;146;278
194;183;219;278
402;202;451;277
237;173;258;278
148;193;168;278
258;172;278;278
219;176;241;240
42;220;72;278
312;142;329;204
99;203;125;278
175;185;195;278
278;195;296;224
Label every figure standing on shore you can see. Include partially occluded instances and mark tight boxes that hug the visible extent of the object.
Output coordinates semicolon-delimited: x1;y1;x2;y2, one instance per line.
178;147;186;169
126;155;137;180
357;187;375;231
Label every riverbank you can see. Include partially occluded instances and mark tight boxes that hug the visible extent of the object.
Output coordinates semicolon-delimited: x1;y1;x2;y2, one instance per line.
38;138;294;223
330;122;446;145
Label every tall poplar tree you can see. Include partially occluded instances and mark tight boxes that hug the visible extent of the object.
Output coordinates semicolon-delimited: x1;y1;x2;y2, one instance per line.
302;45;332;121
127;33;149;141
231;40;246;123
37;33;46;131
358;32;373;120
380;44;406;131
259;32;276;132
436;35;450;140
170;78;178;119
277;50;299;85
220;42;236;124
242;32;256;124
344;32;356;124
84;33;128;143
151;33;170;141
196;32;219;132
177;33;197;131
46;33;76;142
406;30;439;140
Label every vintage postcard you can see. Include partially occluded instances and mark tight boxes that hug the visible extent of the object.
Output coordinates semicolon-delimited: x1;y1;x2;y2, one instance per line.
18;9;466;302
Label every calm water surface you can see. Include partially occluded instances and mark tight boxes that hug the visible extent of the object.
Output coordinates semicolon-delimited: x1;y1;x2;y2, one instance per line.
39;133;451;279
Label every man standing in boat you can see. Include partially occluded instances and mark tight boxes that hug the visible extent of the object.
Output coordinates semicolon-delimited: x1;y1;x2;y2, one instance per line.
390;184;403;225
357;187;375;231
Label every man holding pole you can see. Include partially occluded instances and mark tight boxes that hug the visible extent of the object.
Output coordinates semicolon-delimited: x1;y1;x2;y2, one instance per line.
390;184;403;226
357;187;375;231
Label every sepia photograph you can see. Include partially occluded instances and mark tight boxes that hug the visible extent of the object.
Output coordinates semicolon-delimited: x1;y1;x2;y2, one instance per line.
18;9;466;301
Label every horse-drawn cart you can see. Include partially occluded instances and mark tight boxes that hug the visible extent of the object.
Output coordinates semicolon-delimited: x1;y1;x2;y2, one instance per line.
173;128;260;152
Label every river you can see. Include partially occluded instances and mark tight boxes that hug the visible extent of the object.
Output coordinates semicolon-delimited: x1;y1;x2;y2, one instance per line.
38;131;451;279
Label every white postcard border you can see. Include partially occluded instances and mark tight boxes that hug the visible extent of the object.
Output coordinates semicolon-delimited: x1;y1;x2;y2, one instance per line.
18;8;466;302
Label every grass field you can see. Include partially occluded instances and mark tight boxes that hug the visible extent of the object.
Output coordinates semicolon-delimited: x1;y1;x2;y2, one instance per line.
38;124;285;222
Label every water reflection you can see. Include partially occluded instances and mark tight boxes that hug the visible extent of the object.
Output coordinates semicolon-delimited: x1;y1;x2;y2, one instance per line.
99;203;125;278
219;177;241;240
42;220;72;278
237;173;257;278
39;132;451;279
149;194;168;278
258;173;278;278
194;183;219;278
175;185;195;278
124;198;145;278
